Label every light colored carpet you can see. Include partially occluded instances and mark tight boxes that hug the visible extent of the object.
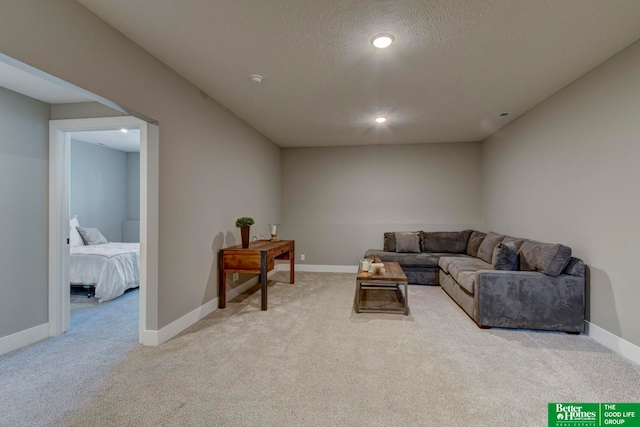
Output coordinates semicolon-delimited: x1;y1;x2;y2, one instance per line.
0;288;139;427
70;287;98;310
2;273;639;426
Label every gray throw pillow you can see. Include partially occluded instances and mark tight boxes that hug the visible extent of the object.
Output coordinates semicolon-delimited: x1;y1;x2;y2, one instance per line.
492;241;518;270
519;241;572;277
77;226;109;245
383;232;396;252
466;231;487;257
476;231;505;263
395;232;421;253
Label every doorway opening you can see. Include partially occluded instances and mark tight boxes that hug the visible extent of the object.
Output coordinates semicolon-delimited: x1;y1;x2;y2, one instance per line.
67;128;141;331
50;116;157;344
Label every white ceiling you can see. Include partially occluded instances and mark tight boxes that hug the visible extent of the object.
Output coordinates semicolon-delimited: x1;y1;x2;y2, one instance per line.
76;0;640;147
0;61;138;152
71;129;140;152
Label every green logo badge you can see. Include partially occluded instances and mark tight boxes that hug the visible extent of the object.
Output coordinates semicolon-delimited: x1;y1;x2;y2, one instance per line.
549;403;640;427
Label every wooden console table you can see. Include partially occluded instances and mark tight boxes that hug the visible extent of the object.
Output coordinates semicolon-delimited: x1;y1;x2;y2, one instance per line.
218;240;295;311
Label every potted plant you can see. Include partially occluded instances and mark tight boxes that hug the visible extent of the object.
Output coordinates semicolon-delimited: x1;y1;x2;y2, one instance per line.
235;217;255;248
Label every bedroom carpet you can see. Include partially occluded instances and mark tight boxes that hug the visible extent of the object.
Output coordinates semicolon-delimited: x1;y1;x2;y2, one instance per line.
0;288;138;427
1;273;640;427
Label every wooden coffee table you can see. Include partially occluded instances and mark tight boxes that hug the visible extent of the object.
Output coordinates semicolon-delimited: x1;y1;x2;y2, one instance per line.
355;261;409;315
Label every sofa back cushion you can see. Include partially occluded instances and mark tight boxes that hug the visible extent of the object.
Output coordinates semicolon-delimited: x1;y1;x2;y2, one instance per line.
492;241;518;270
476;232;505;263
383;232;396;252
502;236;525;251
466;231;486;257
562;257;585;277
519;241;572;277
421;230;472;254
395;232;422;253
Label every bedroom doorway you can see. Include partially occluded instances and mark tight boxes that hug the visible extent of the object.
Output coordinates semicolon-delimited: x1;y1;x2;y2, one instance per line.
68;129;140;301
49;116;159;345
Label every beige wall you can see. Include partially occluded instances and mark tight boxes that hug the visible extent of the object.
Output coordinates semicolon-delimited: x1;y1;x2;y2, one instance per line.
50;102;126;120
0;1;281;331
282;142;483;265
482;40;640;347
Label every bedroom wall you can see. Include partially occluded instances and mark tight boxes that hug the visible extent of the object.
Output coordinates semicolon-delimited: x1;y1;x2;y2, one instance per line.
482;39;640;348
70;139;128;242
281;142;483;266
0;86;49;338
127;152;140;221
123;152;140;243
0;0;281;332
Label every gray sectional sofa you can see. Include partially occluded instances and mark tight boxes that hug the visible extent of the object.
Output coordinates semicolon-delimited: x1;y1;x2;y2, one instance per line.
364;230;585;333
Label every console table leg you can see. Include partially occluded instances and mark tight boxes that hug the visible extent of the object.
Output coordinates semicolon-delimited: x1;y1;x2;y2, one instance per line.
261;251;268;310
218;250;226;309
290;243;295;284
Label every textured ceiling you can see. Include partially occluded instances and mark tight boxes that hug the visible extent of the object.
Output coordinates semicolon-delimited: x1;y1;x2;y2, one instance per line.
75;0;640;147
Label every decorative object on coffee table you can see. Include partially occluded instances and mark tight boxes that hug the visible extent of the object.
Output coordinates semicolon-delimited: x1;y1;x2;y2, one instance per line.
268;223;279;242
370;263;385;275
235;217;255;248
360;258;371;277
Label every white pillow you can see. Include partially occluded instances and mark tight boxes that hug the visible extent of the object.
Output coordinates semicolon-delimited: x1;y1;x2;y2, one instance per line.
69;215;84;247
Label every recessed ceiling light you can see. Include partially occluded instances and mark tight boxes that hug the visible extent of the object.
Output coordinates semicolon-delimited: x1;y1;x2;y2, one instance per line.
375;117;387;123
371;34;394;49
249;74;263;84
120;128;128;133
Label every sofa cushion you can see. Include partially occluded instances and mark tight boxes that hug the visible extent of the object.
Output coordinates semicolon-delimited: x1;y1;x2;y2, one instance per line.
383;232;396;252
492;241;518;270
466;231;486;257
448;257;493;282
364;249;440;268
502;236;525;251
421;230;472;254
438;257;451;273
456;271;476;295
519;241;572;277
395;232;421;253
477;232;505;263
563;257;585;277
438;254;473;274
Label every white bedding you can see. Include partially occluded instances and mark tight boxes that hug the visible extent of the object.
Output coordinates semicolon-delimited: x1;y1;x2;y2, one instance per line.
70;242;140;302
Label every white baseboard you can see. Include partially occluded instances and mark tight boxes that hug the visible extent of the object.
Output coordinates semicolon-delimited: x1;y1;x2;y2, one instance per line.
585;321;640;366
142;269;283;346
278;263;357;273
0;323;50;356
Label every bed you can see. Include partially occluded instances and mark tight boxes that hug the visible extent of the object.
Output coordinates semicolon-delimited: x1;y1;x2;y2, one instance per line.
70;242;140;302
69;215;140;302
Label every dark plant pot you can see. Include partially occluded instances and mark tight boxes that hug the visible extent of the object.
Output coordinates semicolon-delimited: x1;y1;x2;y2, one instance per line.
240;226;250;248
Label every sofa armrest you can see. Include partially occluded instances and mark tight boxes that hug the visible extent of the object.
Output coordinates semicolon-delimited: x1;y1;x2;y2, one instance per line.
474;270;585;332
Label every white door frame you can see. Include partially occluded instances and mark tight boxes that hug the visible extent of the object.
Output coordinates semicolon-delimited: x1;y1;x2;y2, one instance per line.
48;116;158;344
